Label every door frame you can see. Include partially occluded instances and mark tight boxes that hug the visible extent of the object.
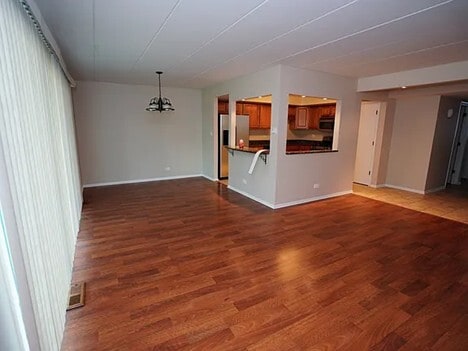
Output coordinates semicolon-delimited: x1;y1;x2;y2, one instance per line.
354;101;381;186
446;102;468;185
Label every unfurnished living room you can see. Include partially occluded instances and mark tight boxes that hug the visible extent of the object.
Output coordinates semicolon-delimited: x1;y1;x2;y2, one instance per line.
1;0;468;350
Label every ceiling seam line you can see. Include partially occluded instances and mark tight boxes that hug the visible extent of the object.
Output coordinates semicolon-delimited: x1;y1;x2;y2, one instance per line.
184;0;360;82
307;35;467;67
163;0;270;74
261;0;456;68
342;39;468;71
131;0;182;71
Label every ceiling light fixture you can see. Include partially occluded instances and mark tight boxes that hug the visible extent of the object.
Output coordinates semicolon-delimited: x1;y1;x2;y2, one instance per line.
146;71;174;112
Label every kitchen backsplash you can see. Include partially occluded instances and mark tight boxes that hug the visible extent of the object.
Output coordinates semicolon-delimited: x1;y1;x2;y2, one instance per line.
287;128;332;141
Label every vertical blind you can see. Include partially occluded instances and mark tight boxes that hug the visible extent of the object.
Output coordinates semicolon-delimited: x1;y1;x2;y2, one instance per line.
0;0;82;349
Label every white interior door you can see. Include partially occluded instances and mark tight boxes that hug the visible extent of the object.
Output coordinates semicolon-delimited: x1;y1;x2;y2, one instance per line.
354;102;380;185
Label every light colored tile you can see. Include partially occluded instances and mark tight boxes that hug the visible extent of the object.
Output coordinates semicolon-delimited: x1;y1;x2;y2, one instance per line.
352;182;468;225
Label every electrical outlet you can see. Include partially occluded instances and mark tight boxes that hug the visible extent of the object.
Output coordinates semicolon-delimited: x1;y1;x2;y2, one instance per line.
313;183;320;189
164;166;171;171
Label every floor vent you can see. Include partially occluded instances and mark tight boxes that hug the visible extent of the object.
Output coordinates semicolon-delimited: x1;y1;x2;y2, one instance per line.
67;282;85;311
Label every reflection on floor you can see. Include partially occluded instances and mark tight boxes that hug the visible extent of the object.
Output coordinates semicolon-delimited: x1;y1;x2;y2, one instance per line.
353;181;468;225
219;179;228;186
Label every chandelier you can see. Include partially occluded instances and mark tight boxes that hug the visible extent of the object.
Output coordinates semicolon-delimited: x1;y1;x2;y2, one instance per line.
146;71;174;112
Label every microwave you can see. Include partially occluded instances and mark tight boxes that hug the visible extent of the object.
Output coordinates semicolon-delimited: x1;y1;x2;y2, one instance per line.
319;117;334;131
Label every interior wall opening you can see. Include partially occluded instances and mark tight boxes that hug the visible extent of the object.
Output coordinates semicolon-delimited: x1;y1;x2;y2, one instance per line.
285;94;338;154
447;102;468;187
217;95;229;181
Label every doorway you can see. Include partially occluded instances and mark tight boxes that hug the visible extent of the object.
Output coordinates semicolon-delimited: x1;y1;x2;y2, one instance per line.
447;102;468;185
354;101;380;185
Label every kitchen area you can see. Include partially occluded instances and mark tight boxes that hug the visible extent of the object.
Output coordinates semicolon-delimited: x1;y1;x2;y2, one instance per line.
218;94;337;179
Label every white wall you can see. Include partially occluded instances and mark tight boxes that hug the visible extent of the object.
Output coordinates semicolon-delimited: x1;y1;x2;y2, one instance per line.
73;81;203;186
202;66;280;205
385;95;441;192
202;65;360;207
426;96;462;190
275;66;360;206
357;61;468;92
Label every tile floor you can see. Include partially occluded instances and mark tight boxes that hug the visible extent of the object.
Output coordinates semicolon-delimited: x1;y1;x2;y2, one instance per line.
353;181;468;225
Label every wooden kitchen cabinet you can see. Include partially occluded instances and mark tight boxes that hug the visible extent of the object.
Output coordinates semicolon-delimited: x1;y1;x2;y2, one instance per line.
218;101;228;114
318;104;336;117
236;102;243;115
308;106;320;129
294;107;309;129
288;103;337;130
242;103;260;129
236;102;270;129
258;104;271;129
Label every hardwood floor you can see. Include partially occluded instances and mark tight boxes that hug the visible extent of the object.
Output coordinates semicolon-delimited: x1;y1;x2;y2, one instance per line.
62;178;468;351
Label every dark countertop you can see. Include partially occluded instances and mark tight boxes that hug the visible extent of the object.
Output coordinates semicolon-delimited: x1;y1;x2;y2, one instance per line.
286;149;338;155
226;146;336;155
226;146;269;154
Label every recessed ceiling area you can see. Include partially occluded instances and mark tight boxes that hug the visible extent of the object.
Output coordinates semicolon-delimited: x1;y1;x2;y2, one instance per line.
34;0;468;88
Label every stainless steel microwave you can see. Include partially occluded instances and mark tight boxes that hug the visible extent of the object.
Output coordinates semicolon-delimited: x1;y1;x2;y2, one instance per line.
319;117;334;131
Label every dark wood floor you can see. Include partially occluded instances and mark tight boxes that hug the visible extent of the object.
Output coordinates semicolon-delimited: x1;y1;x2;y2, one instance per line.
62;178;468;351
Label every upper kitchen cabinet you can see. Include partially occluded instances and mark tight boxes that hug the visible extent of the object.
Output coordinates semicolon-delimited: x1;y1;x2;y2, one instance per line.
242;103;260;128
308;106;321;129
288;94;337;130
258;104;271;129
318;104;336;118
294;107;309;129
236;102;243;115
236;96;271;129
218;100;228;114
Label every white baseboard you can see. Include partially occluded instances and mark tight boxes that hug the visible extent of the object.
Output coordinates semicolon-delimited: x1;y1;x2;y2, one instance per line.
274;190;353;209
424;185;446;194
201;174;218;182
227;186;352;210
369;184;385;188
83;174;203;188
227;185;275;209
383;184;425;195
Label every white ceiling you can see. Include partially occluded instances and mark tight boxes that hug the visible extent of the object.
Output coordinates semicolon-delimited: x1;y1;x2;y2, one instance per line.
34;0;468;89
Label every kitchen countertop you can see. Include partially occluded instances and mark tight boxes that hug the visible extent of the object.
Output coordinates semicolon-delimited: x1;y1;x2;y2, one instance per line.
226;146;269;154
226;146;337;155
286;149;337;155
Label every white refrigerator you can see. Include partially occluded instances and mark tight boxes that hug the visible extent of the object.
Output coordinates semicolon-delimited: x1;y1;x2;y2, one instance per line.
219;114;249;179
